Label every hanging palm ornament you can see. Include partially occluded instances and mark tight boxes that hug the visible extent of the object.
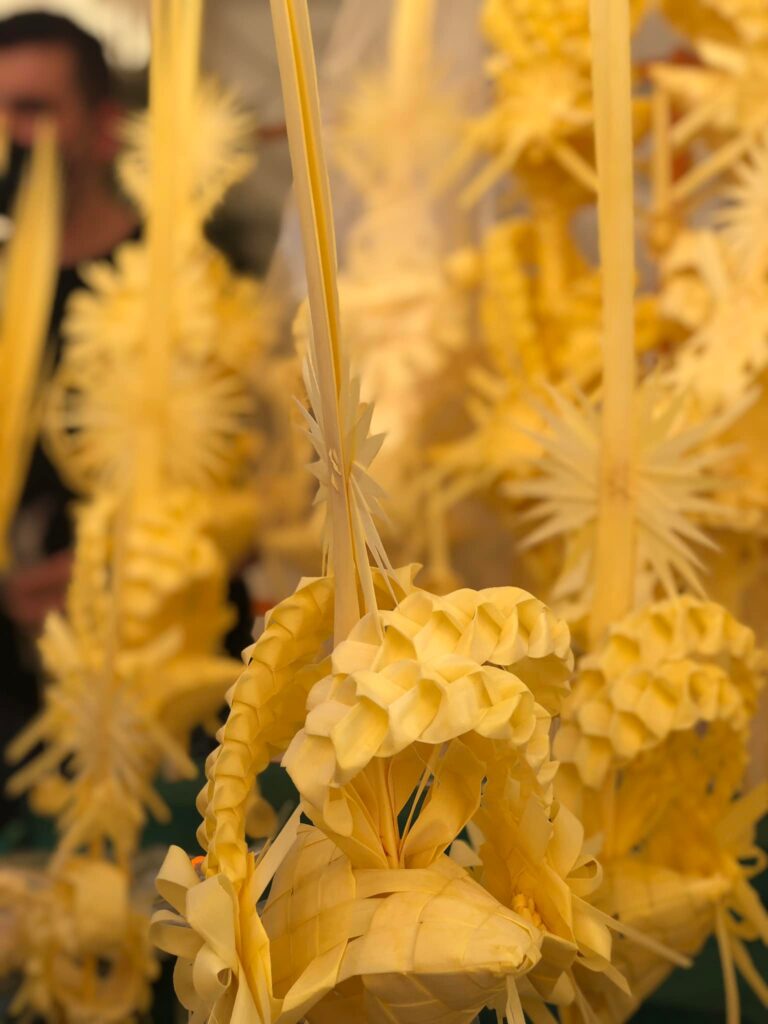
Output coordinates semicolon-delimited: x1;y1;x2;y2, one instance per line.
150;3;749;1024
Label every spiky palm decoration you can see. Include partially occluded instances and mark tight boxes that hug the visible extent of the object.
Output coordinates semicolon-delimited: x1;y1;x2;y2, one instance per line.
512;380;748;622
286;0;472;564
421;0;663;594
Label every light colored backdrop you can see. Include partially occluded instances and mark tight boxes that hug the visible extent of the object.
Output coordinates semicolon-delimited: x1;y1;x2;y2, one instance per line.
202;0;341;272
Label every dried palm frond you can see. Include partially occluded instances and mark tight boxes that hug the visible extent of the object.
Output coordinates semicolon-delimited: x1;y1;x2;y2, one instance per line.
0;123;61;568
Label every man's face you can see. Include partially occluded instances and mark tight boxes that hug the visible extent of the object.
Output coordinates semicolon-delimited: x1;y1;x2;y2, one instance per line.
0;42;109;176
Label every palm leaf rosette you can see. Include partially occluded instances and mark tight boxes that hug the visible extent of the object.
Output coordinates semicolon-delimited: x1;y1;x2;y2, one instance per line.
554;597;768;1022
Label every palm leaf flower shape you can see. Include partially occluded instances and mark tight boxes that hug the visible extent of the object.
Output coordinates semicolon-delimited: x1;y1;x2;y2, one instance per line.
510;378;749;628
515;1;768;1021
148;2;659;1023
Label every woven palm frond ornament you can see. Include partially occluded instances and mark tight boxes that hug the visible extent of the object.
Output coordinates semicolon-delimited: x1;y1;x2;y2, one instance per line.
534;2;768;1021
149;3;676;1022
652;90;768;603
323;0;468;499
645;0;768;783
434;0;752;642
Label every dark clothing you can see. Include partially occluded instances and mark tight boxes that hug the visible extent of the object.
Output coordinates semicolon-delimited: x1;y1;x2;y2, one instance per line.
0;246;127;826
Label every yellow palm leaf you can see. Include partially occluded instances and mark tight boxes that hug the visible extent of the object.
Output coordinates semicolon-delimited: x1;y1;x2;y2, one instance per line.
0;123;61;568
270;0;392;640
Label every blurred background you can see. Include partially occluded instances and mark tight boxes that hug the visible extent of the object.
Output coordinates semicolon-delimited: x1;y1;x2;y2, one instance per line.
0;0;343;269
0;2;764;1022
201;0;340;273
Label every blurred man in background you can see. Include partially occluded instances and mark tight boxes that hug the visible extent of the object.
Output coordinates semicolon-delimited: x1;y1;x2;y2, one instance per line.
0;12;138;822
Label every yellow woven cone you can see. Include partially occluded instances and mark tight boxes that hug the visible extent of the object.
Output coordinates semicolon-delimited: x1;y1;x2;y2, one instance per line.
284;583;573;823
261;825;543;1024
158;5;588;1022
